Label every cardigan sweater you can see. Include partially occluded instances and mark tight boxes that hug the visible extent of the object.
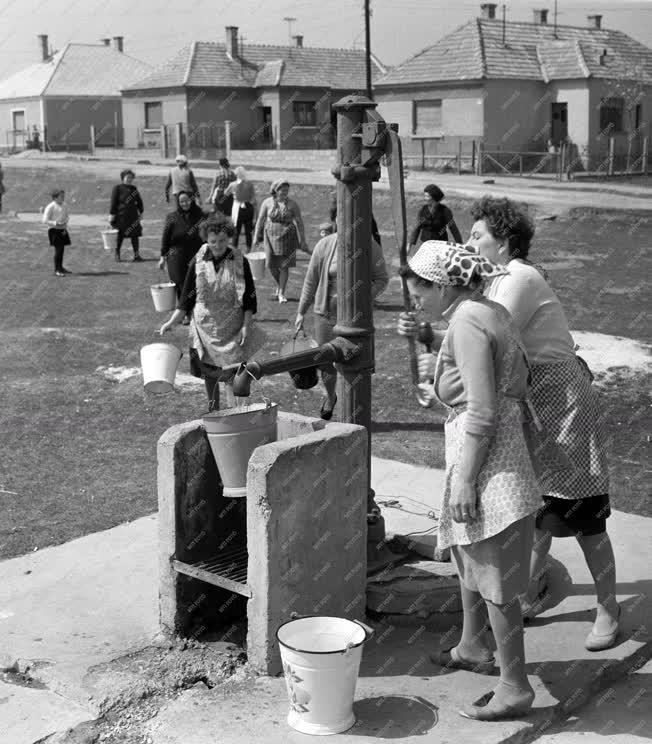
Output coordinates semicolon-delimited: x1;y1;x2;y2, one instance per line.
298;233;389;316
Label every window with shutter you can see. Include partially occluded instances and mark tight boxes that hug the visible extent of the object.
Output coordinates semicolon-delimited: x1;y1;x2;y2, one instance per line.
413;100;442;135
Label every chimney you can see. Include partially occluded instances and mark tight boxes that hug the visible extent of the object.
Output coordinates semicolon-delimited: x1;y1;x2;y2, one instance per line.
225;26;239;58
38;34;49;62
480;3;497;19
101;38;111;46
533;8;549;24
293;34;304;48
588;14;603;29
112;36;124;52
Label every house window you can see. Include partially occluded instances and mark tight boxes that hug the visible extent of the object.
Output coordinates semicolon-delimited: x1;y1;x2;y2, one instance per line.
12;110;25;131
145;102;162;129
413;100;442;135
293;102;317;126
599;97;623;134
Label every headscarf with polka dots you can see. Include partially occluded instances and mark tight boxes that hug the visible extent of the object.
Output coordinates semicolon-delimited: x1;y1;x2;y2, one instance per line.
408;240;508;286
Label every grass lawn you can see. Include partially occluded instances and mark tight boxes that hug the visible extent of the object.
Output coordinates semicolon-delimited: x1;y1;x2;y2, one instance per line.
0;164;649;559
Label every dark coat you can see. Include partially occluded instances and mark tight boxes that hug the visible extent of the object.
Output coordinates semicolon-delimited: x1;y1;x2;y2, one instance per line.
409;203;462;245
109;184;143;237
161;203;205;287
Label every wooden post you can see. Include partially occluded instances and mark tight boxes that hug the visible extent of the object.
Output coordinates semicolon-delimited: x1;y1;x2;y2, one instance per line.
457;140;462;175
175;122;183;156
160;125;168;159
519;154;523;177
560;143;566;182
477;142;484;176
608;136;615;176
89;125;96;156
471;140;476;171
626;138;632;173
114;112;119;148
421;138;425;171
642;136;649;176
225;120;232;160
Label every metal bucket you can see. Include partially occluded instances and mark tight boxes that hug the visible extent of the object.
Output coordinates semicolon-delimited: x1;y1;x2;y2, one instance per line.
150;283;177;312
246;251;266;281
277;615;374;735
101;229;119;251
203;401;278;498
140;342;183;393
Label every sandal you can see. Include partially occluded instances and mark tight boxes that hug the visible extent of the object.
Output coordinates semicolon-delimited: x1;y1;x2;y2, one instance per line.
585;605;620;651
460;685;535;721
430;646;496;675
320;395;337;421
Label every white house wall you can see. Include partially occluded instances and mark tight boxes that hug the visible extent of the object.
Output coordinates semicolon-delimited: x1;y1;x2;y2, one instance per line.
548;81;590;165
0;97;42;149
483;79;548;151
121;92;187;148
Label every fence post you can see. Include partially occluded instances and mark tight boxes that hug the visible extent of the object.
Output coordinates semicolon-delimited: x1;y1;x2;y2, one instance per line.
114;112;119;148
477;142;483;176
608;136;615;176
420;139;425;171
643;136;649;176
519;154;523;177
89;125;96;156
471;140;476;172
160;125;168;159
626;138;632;173
175;123;183;156
225;120;232;160
457;140;462;175
560;143;566;181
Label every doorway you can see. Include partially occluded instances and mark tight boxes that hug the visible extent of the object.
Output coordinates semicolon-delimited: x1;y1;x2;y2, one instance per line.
551;102;568;146
261;107;273;145
12;110;26;149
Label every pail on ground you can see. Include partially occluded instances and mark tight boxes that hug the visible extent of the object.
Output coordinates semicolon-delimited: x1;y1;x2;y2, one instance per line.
140;342;183;393
246;251;266;281
150;283;177;312
277;615;374;735
203;401;278;498
101;229;119;251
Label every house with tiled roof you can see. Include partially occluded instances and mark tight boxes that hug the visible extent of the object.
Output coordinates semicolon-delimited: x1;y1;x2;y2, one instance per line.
121;27;386;153
0;36;152;151
374;4;652;171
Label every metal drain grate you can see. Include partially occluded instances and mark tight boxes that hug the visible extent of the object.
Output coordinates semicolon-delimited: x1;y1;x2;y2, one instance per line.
173;546;251;597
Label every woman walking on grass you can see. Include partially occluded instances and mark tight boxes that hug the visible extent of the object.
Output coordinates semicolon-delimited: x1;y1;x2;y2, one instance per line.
42;189;72;277
159;215;265;410
109;169;144;262
253;179;307;303
403;241;540;721
407;184;463;254
225;167;256;252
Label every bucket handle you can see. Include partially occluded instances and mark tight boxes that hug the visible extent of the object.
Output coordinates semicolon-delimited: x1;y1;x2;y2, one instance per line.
289;613;375;654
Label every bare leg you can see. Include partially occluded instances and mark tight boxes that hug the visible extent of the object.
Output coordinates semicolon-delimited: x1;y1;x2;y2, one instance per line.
278;268;289;299
576;531;618;632
522;528;552;605
320;365;337;408
204;376;220;411
268;266;280;293
456;584;494;662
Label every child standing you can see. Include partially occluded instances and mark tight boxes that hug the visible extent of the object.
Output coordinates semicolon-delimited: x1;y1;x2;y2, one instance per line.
43;189;71;276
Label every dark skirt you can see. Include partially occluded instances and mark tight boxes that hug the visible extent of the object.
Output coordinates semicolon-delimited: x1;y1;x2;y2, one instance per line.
536;494;611;537
48;228;70;247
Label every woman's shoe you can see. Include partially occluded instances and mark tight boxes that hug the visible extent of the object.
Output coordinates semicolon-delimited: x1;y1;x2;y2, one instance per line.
430;646;496;676
460;683;535;721
278;294;288;303
320;395;337;421
585;605;620;651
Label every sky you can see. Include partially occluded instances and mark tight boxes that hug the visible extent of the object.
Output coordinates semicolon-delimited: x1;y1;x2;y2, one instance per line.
1;0;652;80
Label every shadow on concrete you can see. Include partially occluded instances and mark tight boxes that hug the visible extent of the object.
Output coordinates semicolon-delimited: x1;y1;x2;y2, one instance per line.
350;695;438;738
371;421;445;433
72;270;129;276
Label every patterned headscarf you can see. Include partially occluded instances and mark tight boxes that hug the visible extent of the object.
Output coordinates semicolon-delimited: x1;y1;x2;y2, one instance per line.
408;240;507;286
270;178;290;195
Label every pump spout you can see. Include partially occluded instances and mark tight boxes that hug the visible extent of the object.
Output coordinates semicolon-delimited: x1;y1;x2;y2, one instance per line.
223;337;360;397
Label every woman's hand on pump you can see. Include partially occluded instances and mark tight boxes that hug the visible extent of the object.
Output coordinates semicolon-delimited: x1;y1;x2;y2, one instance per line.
397;311;418;337
418;352;436;382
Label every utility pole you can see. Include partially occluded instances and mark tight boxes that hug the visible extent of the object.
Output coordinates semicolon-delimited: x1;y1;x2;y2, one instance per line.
283;16;296;46
554;0;558;38
365;0;373;100
502;4;506;46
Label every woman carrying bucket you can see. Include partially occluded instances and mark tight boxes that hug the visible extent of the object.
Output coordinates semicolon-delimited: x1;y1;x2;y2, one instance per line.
109;169;144;262
159;214;265;410
224;166;256;252
402;241;540;721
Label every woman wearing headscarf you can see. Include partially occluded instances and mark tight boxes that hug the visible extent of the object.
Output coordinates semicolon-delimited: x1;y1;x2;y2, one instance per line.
253;179;307;303
109;169;144;262
399;195;618;654
159;191;206;322
224;166;257;252
408;184;463;253
403;241;540;721
165;155;201;208
160;214;265;410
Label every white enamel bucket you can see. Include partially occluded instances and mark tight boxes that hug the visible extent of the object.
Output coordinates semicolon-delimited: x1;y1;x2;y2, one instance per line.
246;251;266;281
101;229;118;251
276;615;374;735
150;282;177;312
140;343;183;393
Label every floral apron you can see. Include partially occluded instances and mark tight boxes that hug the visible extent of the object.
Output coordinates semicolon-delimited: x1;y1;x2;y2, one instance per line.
264;200;299;257
434;300;541;549
190;245;265;367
